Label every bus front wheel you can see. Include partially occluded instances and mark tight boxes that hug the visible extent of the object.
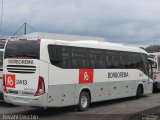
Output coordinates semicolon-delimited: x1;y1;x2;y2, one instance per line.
136;85;143;99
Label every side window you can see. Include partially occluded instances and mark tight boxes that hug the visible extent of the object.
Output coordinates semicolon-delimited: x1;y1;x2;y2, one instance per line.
48;45;62;67
61;47;71;68
134;54;145;73
121;52;133;68
48;45;71;68
71;47;89;68
90;49;106;68
131;54;137;68
141;54;149;75
106;51;121;68
0;51;3;68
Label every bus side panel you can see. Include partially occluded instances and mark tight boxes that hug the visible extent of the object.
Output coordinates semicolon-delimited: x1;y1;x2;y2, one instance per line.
147;78;153;93
94;80;134;102
62;84;76;106
47;85;63;107
40;61;49;107
74;84;96;104
108;81;122;99
47;65;62;107
94;82;109;101
46;69;77;107
47;84;76;107
121;80;135;97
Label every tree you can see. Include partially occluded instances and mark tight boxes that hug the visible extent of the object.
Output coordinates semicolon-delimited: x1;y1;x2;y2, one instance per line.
144;45;160;53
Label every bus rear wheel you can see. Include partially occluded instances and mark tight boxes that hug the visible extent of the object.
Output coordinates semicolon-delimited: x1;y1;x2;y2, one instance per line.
78;91;90;111
136;85;143;99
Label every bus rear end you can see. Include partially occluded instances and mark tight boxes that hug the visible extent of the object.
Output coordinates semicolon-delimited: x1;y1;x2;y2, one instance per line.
3;39;47;107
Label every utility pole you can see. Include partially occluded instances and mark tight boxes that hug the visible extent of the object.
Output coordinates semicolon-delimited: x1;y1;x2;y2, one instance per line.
13;22;36;36
24;22;27;35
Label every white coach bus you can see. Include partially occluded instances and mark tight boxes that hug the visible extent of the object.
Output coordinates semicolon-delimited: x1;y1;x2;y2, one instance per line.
149;52;160;90
3;38;154;111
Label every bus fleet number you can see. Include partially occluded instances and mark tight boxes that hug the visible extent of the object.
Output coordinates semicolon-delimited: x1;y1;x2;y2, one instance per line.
16;79;27;85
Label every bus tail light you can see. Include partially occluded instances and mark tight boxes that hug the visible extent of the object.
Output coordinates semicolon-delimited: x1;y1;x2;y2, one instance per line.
35;76;45;96
3;75;7;93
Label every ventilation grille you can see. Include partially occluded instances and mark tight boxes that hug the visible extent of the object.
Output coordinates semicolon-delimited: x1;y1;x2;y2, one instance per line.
7;65;36;74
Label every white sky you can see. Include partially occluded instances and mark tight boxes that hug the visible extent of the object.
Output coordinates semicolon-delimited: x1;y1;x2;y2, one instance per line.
1;0;160;45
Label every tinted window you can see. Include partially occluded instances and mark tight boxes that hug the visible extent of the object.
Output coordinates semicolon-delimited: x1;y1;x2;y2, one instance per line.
0;51;3;68
106;51;122;68
71;47;89;68
90;49;106;68
149;54;156;59
48;45;90;68
121;53;133;68
48;44;147;73
5;40;40;59
48;45;71;68
134;54;145;72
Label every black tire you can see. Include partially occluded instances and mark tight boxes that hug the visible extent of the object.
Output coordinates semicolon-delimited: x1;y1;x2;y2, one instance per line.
136;85;143;99
78;91;90;111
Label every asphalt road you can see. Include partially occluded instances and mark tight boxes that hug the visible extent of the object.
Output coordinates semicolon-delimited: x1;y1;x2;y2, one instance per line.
0;93;160;120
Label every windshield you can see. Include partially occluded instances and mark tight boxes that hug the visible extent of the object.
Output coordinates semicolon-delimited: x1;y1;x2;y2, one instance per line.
149;54;156;59
158;55;160;70
0;51;3;68
4;40;40;59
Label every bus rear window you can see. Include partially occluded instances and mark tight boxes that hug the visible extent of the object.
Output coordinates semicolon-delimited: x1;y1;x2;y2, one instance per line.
4;40;40;59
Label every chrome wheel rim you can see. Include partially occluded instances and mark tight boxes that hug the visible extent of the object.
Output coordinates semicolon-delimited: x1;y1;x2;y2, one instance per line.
81;95;88;108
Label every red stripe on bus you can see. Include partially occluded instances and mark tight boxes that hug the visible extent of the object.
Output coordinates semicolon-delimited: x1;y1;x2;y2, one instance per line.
0;77;3;80
153;72;160;74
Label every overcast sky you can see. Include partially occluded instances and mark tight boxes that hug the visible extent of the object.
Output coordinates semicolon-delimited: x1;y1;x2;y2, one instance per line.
1;0;160;46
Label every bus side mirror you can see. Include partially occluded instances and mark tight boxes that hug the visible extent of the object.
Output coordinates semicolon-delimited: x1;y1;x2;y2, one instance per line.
147;58;157;69
152;62;157;68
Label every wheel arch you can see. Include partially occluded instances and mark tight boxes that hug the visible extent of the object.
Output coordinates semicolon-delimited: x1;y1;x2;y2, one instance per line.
78;86;92;102
136;82;144;94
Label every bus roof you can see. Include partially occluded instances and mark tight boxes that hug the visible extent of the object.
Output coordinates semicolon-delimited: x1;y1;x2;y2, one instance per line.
21;32;105;41
43;39;147;54
3;32;148;54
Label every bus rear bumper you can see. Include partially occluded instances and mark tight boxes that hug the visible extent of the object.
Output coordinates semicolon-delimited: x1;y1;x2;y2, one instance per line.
3;93;47;107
